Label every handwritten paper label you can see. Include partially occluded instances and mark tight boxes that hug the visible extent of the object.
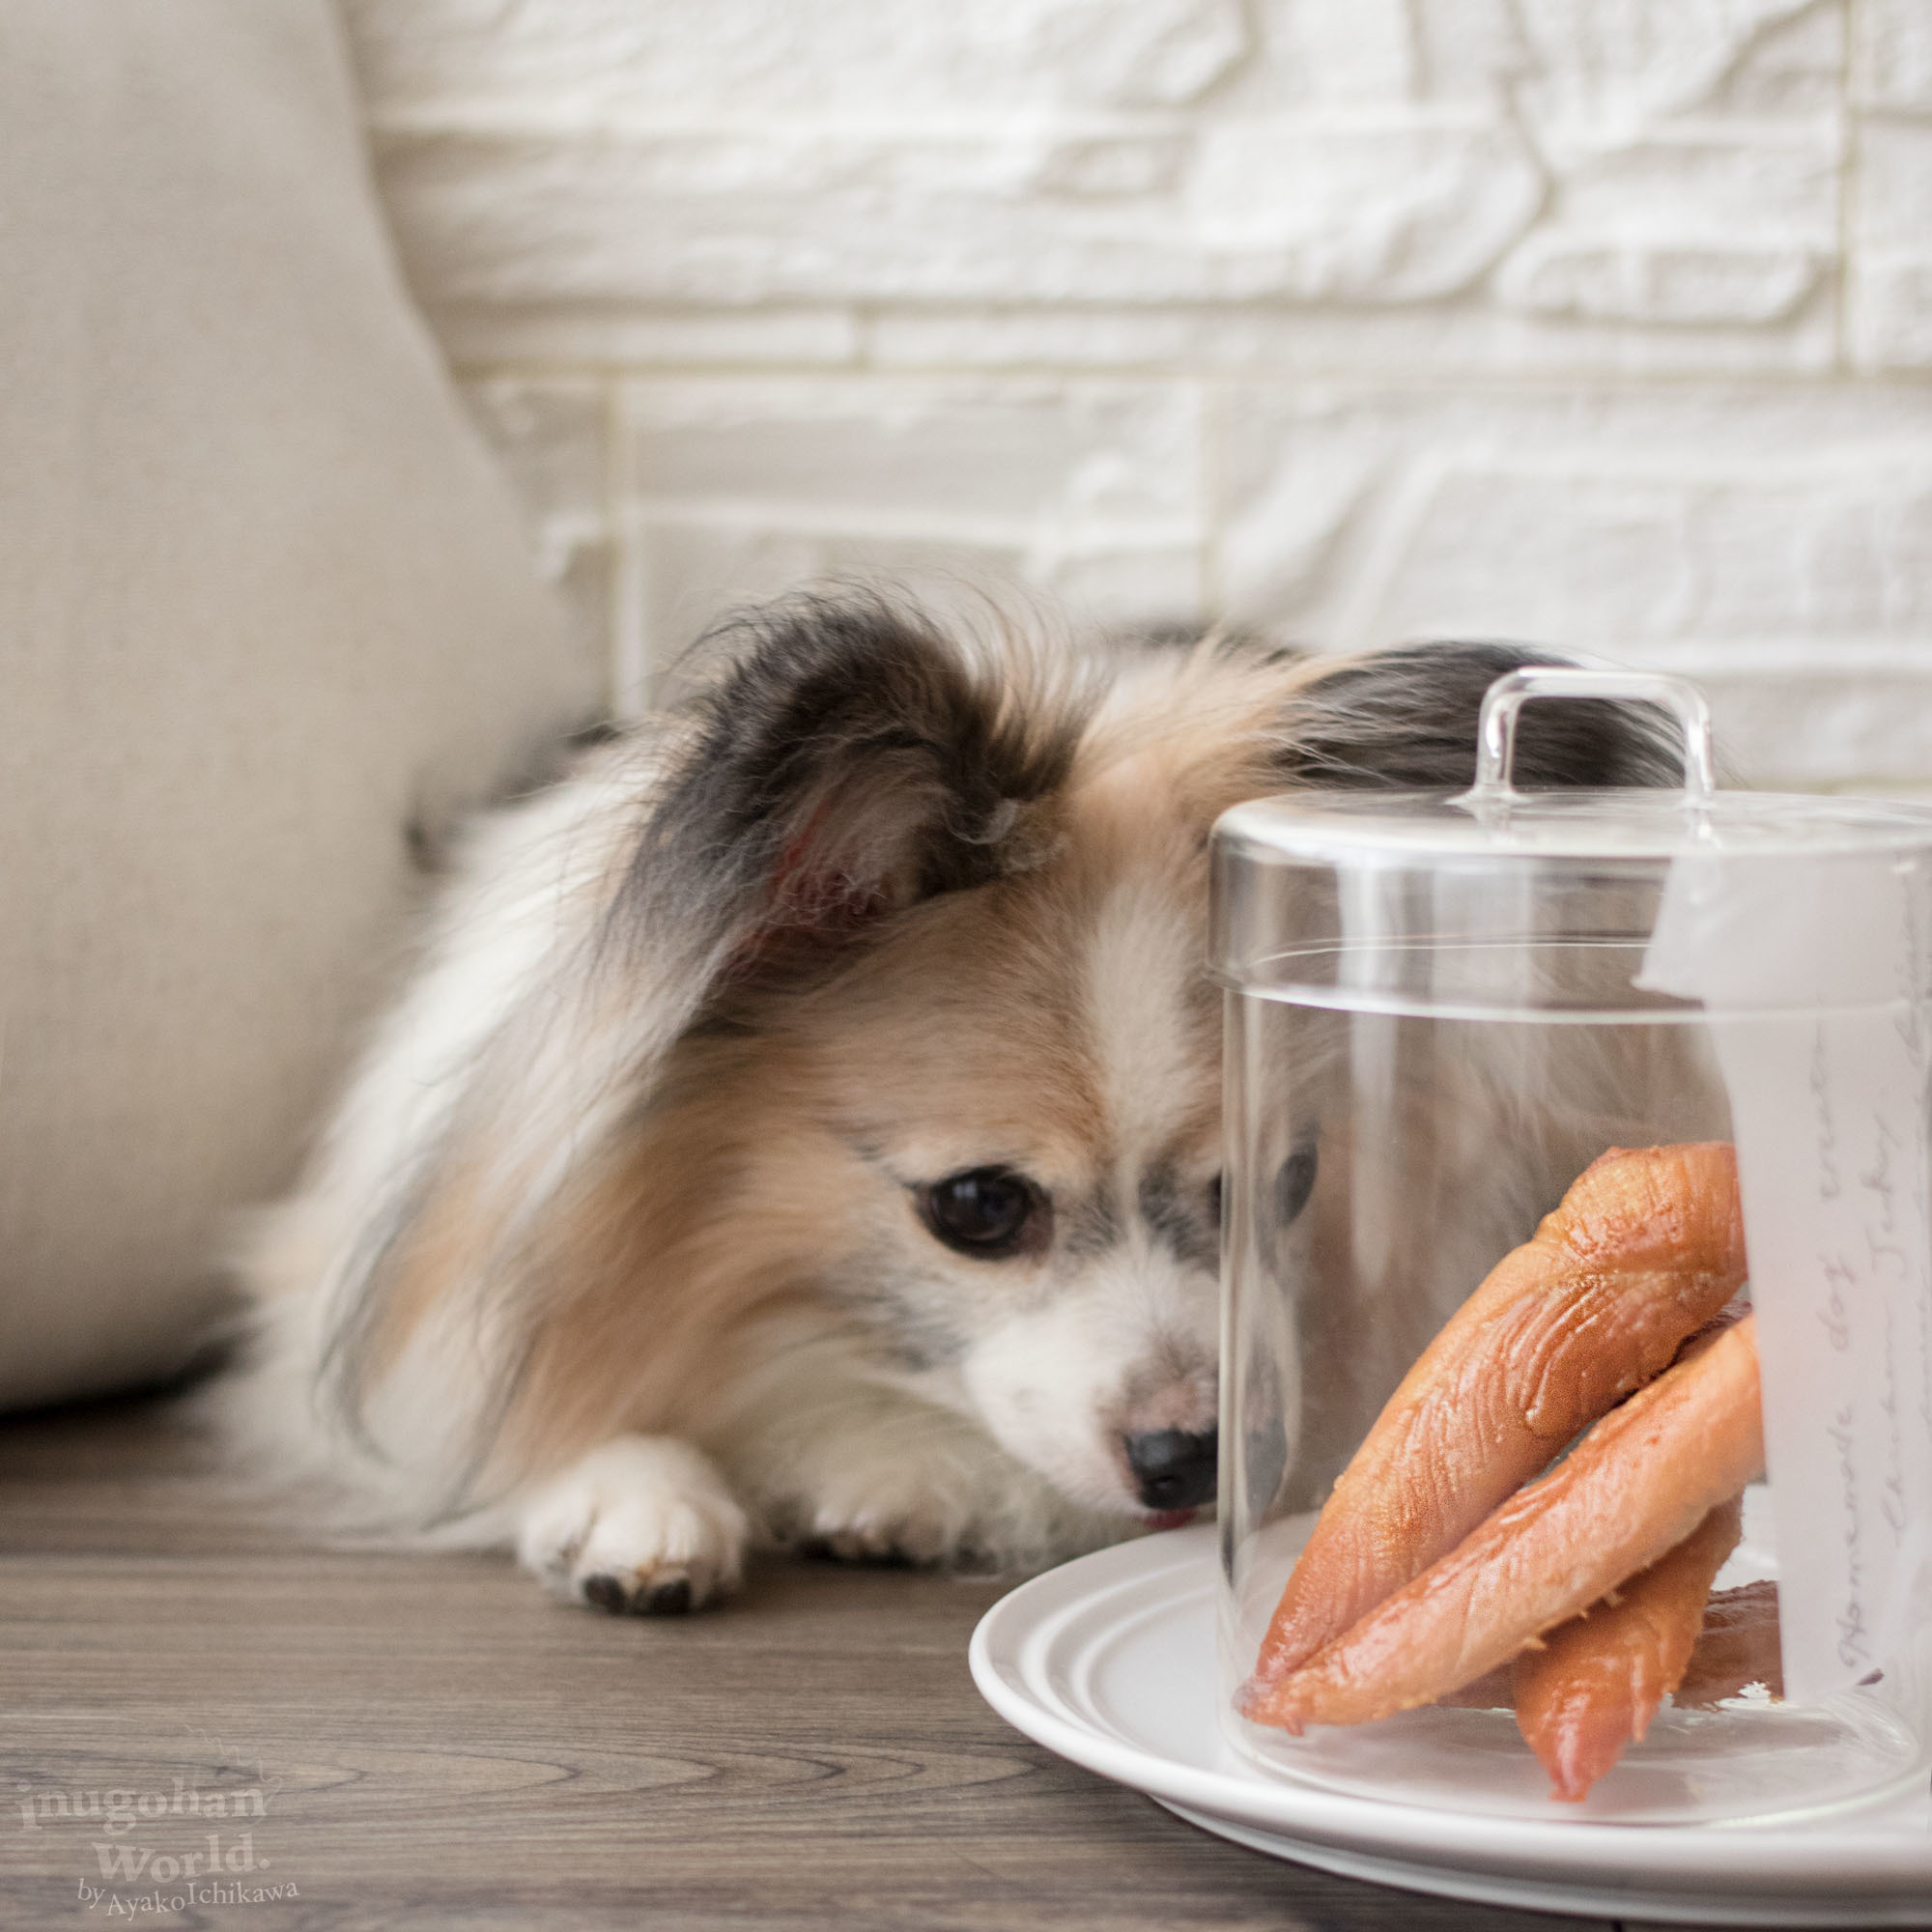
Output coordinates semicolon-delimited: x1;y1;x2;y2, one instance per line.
1640;849;1932;1704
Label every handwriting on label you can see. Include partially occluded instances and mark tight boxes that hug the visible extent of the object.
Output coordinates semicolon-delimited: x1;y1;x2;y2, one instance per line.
1641;850;1932;1705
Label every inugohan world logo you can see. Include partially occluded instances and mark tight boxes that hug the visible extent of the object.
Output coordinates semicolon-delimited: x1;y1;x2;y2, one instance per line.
16;1741;299;1916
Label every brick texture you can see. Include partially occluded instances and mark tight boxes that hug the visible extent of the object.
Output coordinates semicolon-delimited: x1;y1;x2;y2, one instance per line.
348;0;1932;789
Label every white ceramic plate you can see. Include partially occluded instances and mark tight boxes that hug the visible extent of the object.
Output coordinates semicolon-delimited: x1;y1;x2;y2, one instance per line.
969;1525;1932;1926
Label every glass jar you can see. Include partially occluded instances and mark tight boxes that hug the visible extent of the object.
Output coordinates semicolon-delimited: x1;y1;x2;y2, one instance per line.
1214;668;1932;1824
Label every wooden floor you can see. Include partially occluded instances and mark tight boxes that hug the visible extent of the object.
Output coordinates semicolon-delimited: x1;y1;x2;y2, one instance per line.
0;1395;1747;1932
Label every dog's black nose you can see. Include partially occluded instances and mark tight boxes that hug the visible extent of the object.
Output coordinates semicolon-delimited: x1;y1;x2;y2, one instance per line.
1124;1428;1218;1512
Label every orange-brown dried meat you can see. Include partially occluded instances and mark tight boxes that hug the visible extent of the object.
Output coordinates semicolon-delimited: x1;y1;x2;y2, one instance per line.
1512;1495;1744;1802
1244;1315;1764;1734
1249;1144;1747;1692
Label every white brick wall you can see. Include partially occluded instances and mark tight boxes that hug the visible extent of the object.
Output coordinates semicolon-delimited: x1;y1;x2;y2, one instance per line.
341;0;1932;788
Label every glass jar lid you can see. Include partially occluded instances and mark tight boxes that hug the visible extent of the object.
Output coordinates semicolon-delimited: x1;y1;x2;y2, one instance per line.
1212;668;1932;1016
1218;669;1932;867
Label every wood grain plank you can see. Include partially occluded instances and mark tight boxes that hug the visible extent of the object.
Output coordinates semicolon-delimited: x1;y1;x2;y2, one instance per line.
0;1398;1634;1929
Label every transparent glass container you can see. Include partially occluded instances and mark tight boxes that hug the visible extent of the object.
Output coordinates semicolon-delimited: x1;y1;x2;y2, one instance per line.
1214;668;1932;1825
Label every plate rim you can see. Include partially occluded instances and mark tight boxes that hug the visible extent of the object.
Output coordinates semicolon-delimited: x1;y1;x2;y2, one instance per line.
968;1526;1932;1901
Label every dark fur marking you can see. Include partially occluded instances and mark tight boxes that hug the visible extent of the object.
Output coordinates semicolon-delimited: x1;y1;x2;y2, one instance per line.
1059;1186;1122;1263
1138;1164;1219;1271
826;1270;968;1374
1283;640;1682;793
607;592;1093;995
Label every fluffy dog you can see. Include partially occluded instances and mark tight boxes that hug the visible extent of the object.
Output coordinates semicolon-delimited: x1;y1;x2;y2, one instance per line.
221;595;1671;1612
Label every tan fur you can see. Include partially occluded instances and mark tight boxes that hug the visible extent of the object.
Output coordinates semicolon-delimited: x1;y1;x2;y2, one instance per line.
221;614;1653;1605
439;643;1306;1508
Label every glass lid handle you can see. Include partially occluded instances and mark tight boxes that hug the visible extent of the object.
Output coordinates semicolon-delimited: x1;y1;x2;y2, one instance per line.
1469;667;1716;805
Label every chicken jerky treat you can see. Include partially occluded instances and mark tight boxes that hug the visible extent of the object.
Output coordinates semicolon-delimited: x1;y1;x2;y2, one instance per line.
1247;1143;1747;1692
1244;1313;1764;1736
1513;1495;1745;1803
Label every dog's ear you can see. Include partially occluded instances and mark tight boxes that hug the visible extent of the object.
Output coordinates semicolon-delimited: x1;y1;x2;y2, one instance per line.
1281;640;1683;792
313;596;1086;1493
616;595;1085;988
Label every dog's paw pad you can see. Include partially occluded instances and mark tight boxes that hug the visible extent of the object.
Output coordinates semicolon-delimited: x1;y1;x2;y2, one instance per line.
582;1574;628;1613
516;1436;748;1615
579;1570;696;1616
805;1490;971;1568
799;1533;914;1568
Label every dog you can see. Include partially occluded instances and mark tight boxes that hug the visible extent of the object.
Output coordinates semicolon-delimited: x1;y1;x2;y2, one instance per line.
219;593;1675;1613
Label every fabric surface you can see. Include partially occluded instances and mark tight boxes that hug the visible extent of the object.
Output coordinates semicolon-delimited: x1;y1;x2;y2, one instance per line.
0;0;599;1408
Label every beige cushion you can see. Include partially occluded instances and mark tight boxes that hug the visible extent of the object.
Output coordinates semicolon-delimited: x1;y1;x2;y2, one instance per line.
0;0;598;1408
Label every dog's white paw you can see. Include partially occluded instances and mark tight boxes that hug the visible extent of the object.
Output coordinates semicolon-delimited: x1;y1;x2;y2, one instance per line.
797;1443;989;1567
515;1436;749;1614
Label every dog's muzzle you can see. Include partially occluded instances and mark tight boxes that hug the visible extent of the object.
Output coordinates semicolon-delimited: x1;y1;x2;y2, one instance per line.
1123;1427;1217;1512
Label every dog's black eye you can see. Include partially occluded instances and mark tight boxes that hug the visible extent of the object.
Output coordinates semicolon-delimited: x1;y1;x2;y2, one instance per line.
1208;1173;1224;1228
1277;1147;1318;1226
918;1167;1044;1260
